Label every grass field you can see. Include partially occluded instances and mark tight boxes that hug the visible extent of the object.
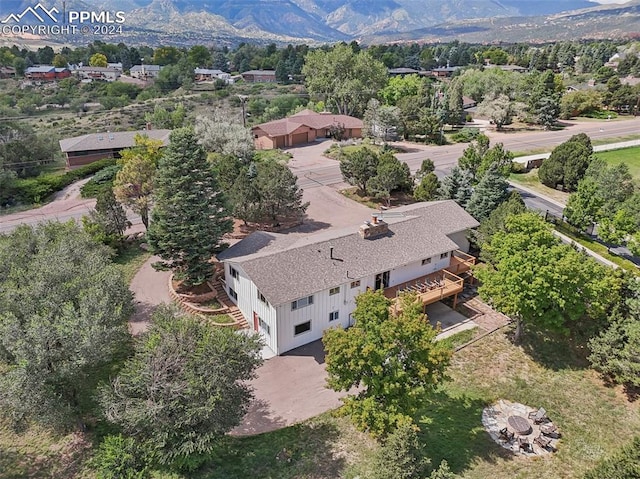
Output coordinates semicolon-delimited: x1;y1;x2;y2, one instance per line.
509;170;571;204
2;327;638;478
112;242;152;284
594;146;640;178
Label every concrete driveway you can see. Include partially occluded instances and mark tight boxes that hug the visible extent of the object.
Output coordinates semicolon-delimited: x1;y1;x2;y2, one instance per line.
233;339;346;436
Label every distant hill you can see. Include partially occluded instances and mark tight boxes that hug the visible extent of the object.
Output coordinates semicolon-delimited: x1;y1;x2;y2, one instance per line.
0;0;638;45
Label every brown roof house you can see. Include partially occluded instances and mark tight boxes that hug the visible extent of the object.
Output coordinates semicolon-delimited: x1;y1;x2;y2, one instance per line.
59;129;171;169
217;200;479;355
241;69;277;83
252;109;363;149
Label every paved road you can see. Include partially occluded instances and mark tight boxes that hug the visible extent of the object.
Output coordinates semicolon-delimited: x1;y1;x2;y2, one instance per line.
2;117;639;233
295;117;640;190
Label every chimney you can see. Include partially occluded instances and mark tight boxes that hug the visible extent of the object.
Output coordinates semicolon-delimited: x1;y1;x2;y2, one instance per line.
359;217;389;239
371;214;378;224
145;122;152;131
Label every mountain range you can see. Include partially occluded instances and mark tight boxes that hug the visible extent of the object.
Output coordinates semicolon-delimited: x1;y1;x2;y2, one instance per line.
1;0;639;45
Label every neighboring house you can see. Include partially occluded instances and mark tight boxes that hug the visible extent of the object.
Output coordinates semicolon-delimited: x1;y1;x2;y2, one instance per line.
217;200;479;356
485;64;529;73
107;62;123;72
430;66;460;77
194;68;232;83
621;75;640;87
0;66;15;78
388;67;424;76
462;96;477;109
252;109;363;149
25;65;70;81
241;69;277;83
59;128;171;169
74;66;121;82
129;64;161;79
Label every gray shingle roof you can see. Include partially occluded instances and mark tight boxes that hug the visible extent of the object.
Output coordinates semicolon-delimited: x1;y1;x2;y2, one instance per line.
59;129;171;153
218;201;479;306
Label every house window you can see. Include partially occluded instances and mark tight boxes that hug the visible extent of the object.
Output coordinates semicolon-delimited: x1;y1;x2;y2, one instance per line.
257;290;267;304
329;311;339;322
350;280;361;288
422;258;432;265
294;321;311;336
329;287;340;296
258;316;270;335
440;252;449;259
291;295;314;311
230;267;239;279
229;287;238;300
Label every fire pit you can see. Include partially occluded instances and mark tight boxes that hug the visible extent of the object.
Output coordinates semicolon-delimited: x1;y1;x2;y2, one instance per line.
508;415;532;435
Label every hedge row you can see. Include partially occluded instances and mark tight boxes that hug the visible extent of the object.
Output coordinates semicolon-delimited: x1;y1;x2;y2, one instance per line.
2;159;116;206
80;164;122;198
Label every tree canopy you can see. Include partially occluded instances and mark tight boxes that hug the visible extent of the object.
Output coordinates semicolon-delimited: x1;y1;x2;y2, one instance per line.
538;133;593;191
0;222;132;430
475;213;620;341
323;290;451;437
100;306;263;467
302;43;387;116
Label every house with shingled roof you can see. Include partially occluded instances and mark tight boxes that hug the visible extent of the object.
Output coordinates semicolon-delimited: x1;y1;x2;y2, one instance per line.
217;200;479;355
252;109;363;149
59;129;171;169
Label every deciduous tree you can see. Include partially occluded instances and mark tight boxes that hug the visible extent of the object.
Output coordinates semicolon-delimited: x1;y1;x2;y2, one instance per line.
195;113;254;162
475;213;620;341
113;135;163;230
146;127;232;286
323;290;451;437
100;306;262;467
89;53;108;67
302;43;387;116
0;222;132;430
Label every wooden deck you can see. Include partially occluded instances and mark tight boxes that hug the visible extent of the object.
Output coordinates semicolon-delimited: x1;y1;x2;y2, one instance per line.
385;269;465;315
446;250;476;275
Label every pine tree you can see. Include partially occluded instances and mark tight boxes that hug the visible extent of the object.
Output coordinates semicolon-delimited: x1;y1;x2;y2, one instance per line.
147;127;232;286
82;186;130;247
466;164;510;221
438;166;473;208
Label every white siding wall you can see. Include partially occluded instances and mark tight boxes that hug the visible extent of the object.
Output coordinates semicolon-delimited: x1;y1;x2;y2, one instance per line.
388;254;449;286
448;230;471;252
225;264;278;354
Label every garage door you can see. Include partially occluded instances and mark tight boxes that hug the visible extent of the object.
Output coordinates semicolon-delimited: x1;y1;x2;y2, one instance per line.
292;132;308;145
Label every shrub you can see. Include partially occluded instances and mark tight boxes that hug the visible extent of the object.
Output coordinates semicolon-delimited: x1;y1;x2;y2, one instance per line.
511;162;527;174
93;434;151;479
81;164;122;198
8;158;116;204
450;127;480;143
583;437;640;479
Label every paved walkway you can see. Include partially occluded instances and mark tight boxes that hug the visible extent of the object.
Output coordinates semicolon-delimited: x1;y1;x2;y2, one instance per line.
128;255;172;335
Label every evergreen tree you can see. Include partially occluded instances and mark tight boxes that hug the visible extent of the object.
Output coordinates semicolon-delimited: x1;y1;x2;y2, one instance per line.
147;127;232;286
83;186;130;247
340;147;379;195
254;160;309;223
370;423;429;479
413;173;440;202
466;164;510;221
438;166;473;208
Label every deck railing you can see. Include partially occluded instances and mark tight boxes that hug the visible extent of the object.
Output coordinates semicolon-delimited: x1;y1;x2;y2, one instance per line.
387;270;464;315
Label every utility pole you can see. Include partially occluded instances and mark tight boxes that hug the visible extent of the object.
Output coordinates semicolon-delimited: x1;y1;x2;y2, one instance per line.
237;94;248;127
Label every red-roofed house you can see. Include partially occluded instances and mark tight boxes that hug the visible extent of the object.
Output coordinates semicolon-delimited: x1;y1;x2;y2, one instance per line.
252;110;363;149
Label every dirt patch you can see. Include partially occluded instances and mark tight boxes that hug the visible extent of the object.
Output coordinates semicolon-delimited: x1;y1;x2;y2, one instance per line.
172;279;213;295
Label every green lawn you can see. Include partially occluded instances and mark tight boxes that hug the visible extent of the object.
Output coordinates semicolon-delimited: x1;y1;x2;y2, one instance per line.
2;327;638;478
112;242;152;284
195;330;640;479
594;146;640;179
509;170;570;204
